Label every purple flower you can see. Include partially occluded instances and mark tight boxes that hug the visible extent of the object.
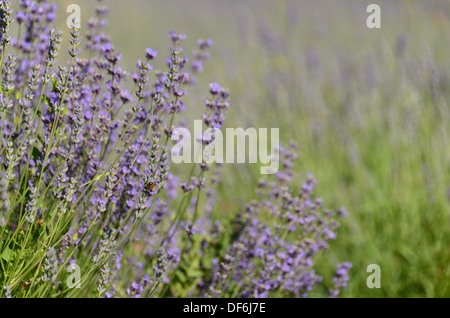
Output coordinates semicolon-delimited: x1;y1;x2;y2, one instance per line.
169;31;186;44
197;38;212;50
209;83;222;95
329;262;352;297
145;48;158;60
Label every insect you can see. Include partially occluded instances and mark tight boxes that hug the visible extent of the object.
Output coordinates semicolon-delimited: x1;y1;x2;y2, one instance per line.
144;181;157;195
20;281;31;289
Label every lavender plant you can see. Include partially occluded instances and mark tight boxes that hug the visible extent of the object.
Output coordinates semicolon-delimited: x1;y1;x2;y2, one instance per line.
0;0;350;298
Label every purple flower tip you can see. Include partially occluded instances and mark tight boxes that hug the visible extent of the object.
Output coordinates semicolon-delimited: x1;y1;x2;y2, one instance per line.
209;83;222;95
145;48;158;60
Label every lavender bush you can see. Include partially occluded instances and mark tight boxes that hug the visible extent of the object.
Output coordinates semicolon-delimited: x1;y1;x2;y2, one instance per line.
0;0;349;298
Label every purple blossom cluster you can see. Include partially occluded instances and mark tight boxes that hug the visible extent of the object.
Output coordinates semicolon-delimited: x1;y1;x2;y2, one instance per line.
0;0;350;298
199;143;350;298
329;262;352;298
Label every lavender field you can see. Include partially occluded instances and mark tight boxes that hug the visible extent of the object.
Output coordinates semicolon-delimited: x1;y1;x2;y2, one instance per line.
0;0;449;298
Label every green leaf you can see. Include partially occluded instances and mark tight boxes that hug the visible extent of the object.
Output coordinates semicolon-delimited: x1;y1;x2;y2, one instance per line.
45;96;52;108
93;171;110;182
31;146;42;161
13;112;23;125
52;75;57;91
175;270;187;283
37;133;45;147
1;247;16;262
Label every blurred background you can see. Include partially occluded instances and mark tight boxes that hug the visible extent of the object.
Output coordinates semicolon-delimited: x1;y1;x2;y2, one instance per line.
48;0;449;297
